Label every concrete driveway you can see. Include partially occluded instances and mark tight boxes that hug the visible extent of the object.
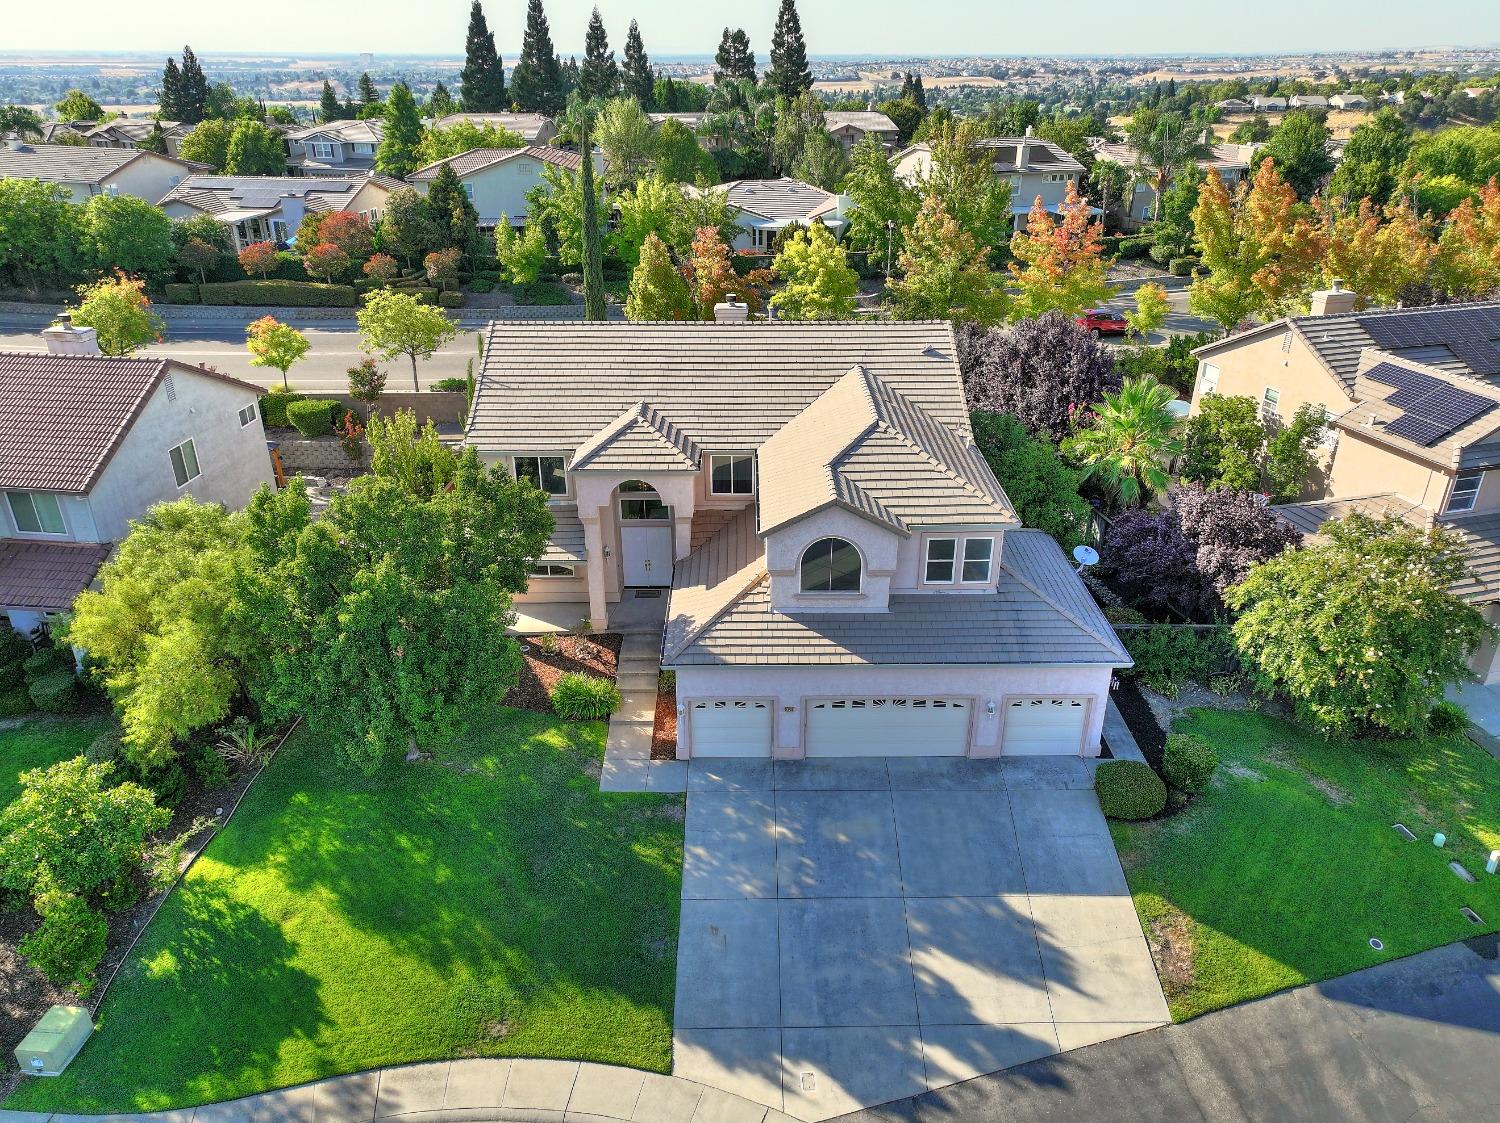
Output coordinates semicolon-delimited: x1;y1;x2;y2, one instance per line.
672;757;1169;1121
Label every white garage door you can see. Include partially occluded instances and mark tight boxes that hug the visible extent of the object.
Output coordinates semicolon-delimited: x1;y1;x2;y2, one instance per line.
805;697;971;757
1002;697;1090;755
689;700;773;757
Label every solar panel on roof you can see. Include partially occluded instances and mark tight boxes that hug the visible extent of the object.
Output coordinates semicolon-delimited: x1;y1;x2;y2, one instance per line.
1362;360;1496;447
1386;416;1450;445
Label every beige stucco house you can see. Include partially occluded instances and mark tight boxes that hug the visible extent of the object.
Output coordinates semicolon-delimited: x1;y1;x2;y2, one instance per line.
0;319;274;637
1190;292;1500;682
0;142;196;204
895;131;1090;232
467;317;1131;760
158;173;401;250
407;146;590;230
824;110;899;155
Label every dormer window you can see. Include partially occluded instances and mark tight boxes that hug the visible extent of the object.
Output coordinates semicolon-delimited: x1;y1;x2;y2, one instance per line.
800;537;861;593
926;536;995;584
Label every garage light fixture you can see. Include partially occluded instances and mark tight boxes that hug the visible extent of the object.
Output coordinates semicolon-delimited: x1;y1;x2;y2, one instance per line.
986;701;995;716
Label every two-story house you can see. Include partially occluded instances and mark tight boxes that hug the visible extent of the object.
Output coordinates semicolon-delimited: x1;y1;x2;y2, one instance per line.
893;130;1089;232
158;173;401;250
285;120;382;176
0;318;275;636
0;142;197;205
431;112;559;145
407;146;591;230
823;110;899;155
1189;292;1500;682
1089;135;1259;228
688;178;851;252
466;316;1131;759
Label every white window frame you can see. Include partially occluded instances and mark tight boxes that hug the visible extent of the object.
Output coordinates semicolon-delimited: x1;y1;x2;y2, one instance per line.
512;455;568;496
1448;470;1483;514
462;182;475;200
1261;387;1281;423
6;491;66;536
238;402;257;427
800;537;863;594
169;439;201;488
708;452;755;496
530;563;576;578
310;141;335;160
961;537;994;584
1198;362;1219;396
924;537;958;584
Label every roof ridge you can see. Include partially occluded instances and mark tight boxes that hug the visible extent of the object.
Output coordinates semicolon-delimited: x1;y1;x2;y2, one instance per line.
1002;531;1124;655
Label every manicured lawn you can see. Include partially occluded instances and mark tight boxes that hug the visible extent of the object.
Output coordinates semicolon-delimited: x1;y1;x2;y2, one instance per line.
5;708;683;1113
1113;707;1500;1022
0;714;110;808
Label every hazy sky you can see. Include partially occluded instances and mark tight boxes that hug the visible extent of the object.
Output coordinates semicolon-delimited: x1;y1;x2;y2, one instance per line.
5;0;1500;58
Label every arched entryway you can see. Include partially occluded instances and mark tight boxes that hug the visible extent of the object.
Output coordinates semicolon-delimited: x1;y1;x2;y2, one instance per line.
615;479;674;587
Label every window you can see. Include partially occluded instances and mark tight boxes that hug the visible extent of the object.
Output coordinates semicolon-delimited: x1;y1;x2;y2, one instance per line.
1449;471;1483;514
238;402;257;427
924;537;957;583
463;183;475;200
354;142;374;155
709;453;754;495
513;455;567;495
1261;387;1280;422
6;491;65;535
1198;362;1219;396
311;142;335;160
531;564;576;577
169;439;200;487
800;537;861;593
962;538;994;583
619;494;671;519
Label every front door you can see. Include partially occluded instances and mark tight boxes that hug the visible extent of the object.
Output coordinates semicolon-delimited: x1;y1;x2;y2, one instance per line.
622;525;673;586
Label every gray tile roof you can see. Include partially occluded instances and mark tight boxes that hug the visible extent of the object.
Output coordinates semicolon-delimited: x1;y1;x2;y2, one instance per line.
1331;352;1500;470
157;174;383;216
824;111;898;133
432;113;556;141
974;136;1086;174
571;401;701;473
541;504;586;564
0;143;188;184
467;320;970;457
286;120;384;144
408;145;581;181
1090;139;1255;175
711;178;840;222
0;540;112;611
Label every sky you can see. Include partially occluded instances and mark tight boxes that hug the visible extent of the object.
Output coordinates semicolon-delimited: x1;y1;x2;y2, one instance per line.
4;0;1500;58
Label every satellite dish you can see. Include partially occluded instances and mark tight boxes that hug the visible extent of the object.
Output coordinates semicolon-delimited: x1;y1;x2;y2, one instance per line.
1073;545;1100;570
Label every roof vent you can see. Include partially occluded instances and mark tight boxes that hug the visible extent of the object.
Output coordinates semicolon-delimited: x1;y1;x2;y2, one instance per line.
7;140;32;152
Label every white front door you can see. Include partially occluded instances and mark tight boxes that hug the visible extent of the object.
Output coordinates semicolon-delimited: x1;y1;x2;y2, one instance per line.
1001;697;1089;755
690;700;773;757
804;697;972;757
622;525;673;586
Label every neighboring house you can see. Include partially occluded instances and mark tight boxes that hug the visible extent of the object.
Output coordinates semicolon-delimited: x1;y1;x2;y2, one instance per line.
0;142;196;204
0;318;274;637
431;112;559;145
1215;98;1254;113
466;316;1131;760
1190;291;1500;683
1330;92;1370;109
823;110;899;155
286;120;382;176
158;173;401;250
1090;136;1259;228
407;146;591;230
689;177;850;252
1251;95;1288;111
1289;94;1329;109
893;130;1089;232
81;119;190;155
647;112;720;151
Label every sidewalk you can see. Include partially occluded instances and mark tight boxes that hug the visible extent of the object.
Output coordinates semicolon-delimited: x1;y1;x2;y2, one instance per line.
0;300;623;328
600;594;685;795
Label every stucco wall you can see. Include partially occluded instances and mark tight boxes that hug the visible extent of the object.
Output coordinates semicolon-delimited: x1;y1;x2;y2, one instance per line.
1327;430;1450;510
765;505;900;613
418;154;600;228
1192;328;1349;436
107;154;189;205
673;663;1115;759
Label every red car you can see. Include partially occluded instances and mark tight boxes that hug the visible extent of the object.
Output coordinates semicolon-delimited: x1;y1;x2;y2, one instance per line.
1076;308;1129;337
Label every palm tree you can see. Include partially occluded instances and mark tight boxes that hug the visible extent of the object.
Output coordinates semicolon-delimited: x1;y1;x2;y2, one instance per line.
0;105;44;142
1126;111;1211;223
1063;375;1182;508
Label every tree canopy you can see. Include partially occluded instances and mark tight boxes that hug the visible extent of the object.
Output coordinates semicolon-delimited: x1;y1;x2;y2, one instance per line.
459;0;507;112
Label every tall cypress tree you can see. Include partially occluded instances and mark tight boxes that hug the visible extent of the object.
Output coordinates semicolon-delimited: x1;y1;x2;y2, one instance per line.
159;57;181;119
426;162;481;259
714;29;756;84
319;80;342;123
578;8;618;100
178;46;209;124
622;20;653;107
509;0;564;115
359;73;379;105
428;80;457;118
460;0;506;112
767;0;812;99
577;105;606;321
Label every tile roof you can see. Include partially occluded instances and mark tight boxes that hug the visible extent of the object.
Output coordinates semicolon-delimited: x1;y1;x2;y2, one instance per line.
1090;139;1255;174
432;112;556;140
541;504;587;564
823;111;898;133
708;178;841;223
756;366;1015;536
157;174;383;216
0;351;261;494
467;320;970;457
571;401;701;473
0;540;112;612
973;136;1086;174
0;143;188;184
1330;352;1500;469
286;120;384;144
407;145;582;181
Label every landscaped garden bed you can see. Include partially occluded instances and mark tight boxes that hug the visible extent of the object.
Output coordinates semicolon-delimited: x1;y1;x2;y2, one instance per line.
652;673;677;761
506;633;621;714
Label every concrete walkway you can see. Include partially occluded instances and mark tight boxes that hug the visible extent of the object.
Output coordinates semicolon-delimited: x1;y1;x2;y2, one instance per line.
1446;681;1500;761
600;594;685;795
0;1058;794;1123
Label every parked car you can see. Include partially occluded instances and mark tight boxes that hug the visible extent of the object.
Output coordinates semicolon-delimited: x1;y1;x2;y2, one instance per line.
1076;308;1128;337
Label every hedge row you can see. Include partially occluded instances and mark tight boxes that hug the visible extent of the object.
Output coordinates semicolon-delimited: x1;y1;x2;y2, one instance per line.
198;280;358;308
285;398;340;438
260;388;304;429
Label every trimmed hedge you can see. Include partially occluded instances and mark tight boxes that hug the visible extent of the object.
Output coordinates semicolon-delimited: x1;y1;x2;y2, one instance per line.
0;659;24;691
430;377;467;392
1169;256;1199;277
1095;759;1167;820
1114;235;1155;259
199;280;357;308
163;283;200;304
550;673;621;720
260;387;305;429
1162;733;1219;794
28;669;79;714
285;398;340;438
0;687;32;717
23;646;70;679
438;290;465;308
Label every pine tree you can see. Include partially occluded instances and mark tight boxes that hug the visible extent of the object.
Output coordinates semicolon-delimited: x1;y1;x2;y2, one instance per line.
714;28;756;84
767;0;812;99
560;56;579;97
359;73;379;105
578;8;619;100
319;80;342;123
622;20;654;108
159;57;181;119
459;0;506;112
911;74;926;110
428;81;457;119
375;81;424;179
177;46;209;124
510;0;565;115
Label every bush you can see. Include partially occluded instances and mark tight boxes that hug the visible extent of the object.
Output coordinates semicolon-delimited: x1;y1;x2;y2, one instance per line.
1121;625;1235;697
18;891;108;993
23;645;70;680
85;727;124;766
1428;700;1469;736
391;283;439;304
512;281;571;306
550;673;622;720
1148;243;1174;265
1095;759;1167;820
468;278;495;294
0;659;23;691
429;377;467;392
0;687;32;717
1116;235;1154;259
28;669;78;714
198;280;357;308
438;290;466;308
1169;256;1198;277
1163;733;1219;793
185;737;230;789
560;272;583;285
259;386;304;428
285;398;339;438
129;760;186;808
0;628;28;664
163;282;200;304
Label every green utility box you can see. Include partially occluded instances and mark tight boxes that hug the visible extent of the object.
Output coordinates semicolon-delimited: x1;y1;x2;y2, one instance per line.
14;1005;93;1076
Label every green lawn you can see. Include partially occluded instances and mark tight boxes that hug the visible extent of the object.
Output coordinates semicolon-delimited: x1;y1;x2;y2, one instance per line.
1113;707;1500;1022
5;708;683;1114
0;714;110;808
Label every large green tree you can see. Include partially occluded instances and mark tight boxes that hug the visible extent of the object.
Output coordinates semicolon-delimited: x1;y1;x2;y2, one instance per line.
919;118;1014;259
0;179;82;291
1326;107;1410;207
1180;394;1265;492
510;0;565;115
970;411;1090;549
319;80;344;123
55;89;104;122
579;7;619;100
841;133;920;271
887;194;1009;326
80;195;176;282
425;162;481;260
766;0;813;99
625;232;692;321
158;57;182;120
375;81;424;178
769;223;858;320
224;119;284;175
594;96;658;188
357;287;459;391
459;0;507;112
1260;109;1334;199
714;28;756;84
177;46;209;124
526;161;607;268
177;118;234;170
378;187;443;268
622;20;654;107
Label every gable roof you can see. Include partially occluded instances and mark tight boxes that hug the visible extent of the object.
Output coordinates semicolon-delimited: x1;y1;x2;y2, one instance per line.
710;177;841;223
1331;350;1500;469
0;352;262;494
157;174;385;216
431;112;556;140
973;136;1086;174
286;120;384;144
0;540;113;611
756;366;1015;536
0;143;190;185
570;401;701;473
824;111;898;133
407;145;583;181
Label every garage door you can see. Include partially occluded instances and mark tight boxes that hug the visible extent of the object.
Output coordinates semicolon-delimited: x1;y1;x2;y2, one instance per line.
689;700;773;757
1002;697;1089;755
804;697;971;757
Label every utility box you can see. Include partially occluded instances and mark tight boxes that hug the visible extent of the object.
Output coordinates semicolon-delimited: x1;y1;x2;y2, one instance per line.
14;1005;93;1076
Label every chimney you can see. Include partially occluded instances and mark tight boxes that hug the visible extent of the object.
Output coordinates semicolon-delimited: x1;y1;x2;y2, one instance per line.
1020;124;1033;169
1309;278;1358;317
277;193;306;244
42;312;101;356
713;294;749;323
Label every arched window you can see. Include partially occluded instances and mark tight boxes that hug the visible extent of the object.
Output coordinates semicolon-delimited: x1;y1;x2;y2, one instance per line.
800;537;862;593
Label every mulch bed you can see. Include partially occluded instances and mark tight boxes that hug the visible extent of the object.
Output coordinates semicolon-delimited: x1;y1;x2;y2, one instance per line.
1114;677;1168;771
652;678;677;760
505;633;622;715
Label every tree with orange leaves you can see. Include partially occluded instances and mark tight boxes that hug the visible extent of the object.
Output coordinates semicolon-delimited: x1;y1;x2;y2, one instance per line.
69;273;165;357
1433;179;1500;299
682;227;762;319
1319;198;1436;309
1007;181;1115;320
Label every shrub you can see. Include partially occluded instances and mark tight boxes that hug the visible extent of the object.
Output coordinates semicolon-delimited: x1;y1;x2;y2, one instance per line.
185;736;230;789
0;659;23;691
0;628;28;664
23;645;70;679
513;281;571;306
18;891;108;993
1116;236;1154;259
1428;700;1469;736
0;687;32;717
85;727;124;766
438;290;465;308
430;377;468;392
128;759;187;808
550;673;622;720
1169;256;1198;277
163;282;200;304
1095;759;1167;820
28;669;78;714
1148;243;1174;265
285;398;339;438
259;386;304;428
347;358;386;405
1162;733;1219;793
1121;625;1235;697
469;279;495;293
198;280;357;308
